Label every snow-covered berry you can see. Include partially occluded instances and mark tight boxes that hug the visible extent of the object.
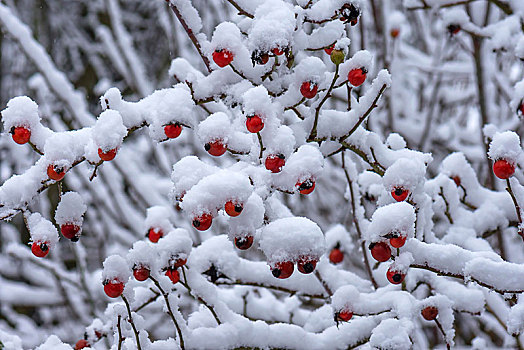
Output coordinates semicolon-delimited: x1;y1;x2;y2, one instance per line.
174;258;187;268
296;179;315;195
271;261;294;279
246;115;264;133
234;235;254;250
300;81;318;99
347;68;367;87
47;164;66;181
272;47;284;56
265;154;286;173
133;265;150;282
370;242;391;262
421;306;438;321
192;213;213;231
389;235;407;248
386;267;405;284
31;241;49;258
103;280;124;298
390;28;400;38
391;187;409;202
164;123;182;139
213;49;234;67
336;310;353;322
297;257;317;274
11;126;31;145
205;140;227;156
148;228;164;243
493;159;515;179
448;24;461;35
98;148;117;161
74;339;90;350
165;268;180;284
61;224;80;241
225;200;243;217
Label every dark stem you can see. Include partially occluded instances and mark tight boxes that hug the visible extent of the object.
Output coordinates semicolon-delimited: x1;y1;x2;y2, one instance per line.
308;64;340;141
314;270;333;296
506;178;522;224
257;132;265;161
117;315;123;350
434;319;451;350
121;295;142;350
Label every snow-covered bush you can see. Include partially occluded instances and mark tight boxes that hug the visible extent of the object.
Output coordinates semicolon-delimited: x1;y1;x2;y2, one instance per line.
0;0;524;349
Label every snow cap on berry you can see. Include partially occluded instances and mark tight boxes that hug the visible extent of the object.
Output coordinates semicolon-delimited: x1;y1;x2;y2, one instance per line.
242;86;273;125
144;206;174;236
181;169;253;218
171;156;219;201
488;131;522;164
260;217;326;264
93;110;127;153
145;87;195;141
339;50;373;81
228;192;265;240
389;252;413;274
1;96;41;134
370;319;412;350
325;224;354;251
55;192;87;227
156;229;192;269
28;213;59;248
331;284;359;314
263;125;295;158
382;158;426;193
102;255;130;283
189;235;239;277
248;0;295;52
273;144;324;191
127;241;157;270
210;21;242;54
366;202;415;242
293;56;326;86
441;8;469;29
197;112;231;144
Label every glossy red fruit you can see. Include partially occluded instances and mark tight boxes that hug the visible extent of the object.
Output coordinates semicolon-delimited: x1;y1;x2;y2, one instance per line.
165;268;180;284
31;241;49;258
234;235;254;250
447;24;461;35
174;258;187;268
421;306;439;321
192;213;213;231
452;176;461;186
74;339;90;350
164;123;182;139
390;235;407;248
265;154;286;173
133;266;150;281
324;44;335;55
205;140;227;156
11;126;31;145
493;159;515;179
296;179;315;195
47;164;66;181
272;47;284;56
300;81;318;99
519;103;524;116
391;187;409;202
386;268;405;285
271;261;294;279
337;310;353;322
61;224;80;240
98;148;117;161
148;228;163;243
246;115;264;133
370;242;391;262
297;258;317;274
225;200;243;217
348;68;367;87
329;248;344;264
213;49;234;67
104;280;124;298
390;28;400;38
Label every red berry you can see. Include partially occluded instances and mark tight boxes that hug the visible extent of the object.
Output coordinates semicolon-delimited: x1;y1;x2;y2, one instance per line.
204;140;227;156
296;179;315;195
337;310;353;322
272;47;284;56
421;306;439;321
11;126;31;145
47;164;66;181
98;148;117;161
300;81;318;99
164;123;182;139
31;241;49;258
348;68;367;87
370;242;391;262
271;261;294;279
448;24;461;35
74;339;90;350
192;213;213;231
234;235;254;250
212;49;234;67
148;228;163;243
390;28;400;38
174;258;187;268
133;266;150;281
519;103;524;116
386;268;405;285
390;235;407;248
265;154;286;173
324;44;335;55
225;200;243;217
297;258;317;274
246;115;264;133
61;224;80;240
391;187;409;202
493;159;515;179
329;248;344;264
452;176;461;186
104;280;124;298
165;268;180;284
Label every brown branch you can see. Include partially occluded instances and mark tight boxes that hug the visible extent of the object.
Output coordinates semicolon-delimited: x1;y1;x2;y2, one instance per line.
225;0;254;18
314;270;333;296
215;280;327;299
308;64;340;142
121;295;143;350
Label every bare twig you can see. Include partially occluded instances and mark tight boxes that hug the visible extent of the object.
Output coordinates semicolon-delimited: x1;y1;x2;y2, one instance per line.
121;295;143;350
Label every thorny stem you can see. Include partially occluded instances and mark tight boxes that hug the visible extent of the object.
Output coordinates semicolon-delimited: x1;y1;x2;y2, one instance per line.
434;319;451;350
121;295;143;350
167;2;212;73
341;151;378;289
149;276;185;349
308;64;340;141
506;178;522;225
314;270;333;296
117;315;123;350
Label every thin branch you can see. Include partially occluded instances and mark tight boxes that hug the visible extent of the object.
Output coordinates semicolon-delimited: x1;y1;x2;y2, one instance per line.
121;295;143;350
308;64;340;141
435;319;451;350
314;270;333;296
117;315;123;350
225;0;254;18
